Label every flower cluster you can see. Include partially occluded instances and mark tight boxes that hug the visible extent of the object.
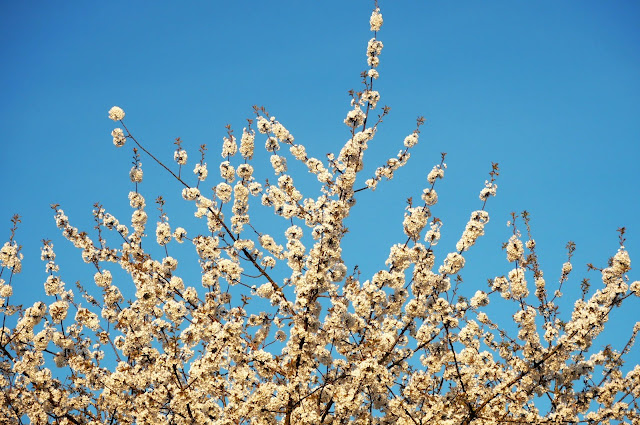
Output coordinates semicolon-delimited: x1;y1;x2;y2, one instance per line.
111;127;126;147
370;8;383;31
108;106;125;121
0;241;22;273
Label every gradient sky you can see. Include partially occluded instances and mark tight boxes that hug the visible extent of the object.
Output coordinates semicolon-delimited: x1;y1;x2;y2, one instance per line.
1;1;639;363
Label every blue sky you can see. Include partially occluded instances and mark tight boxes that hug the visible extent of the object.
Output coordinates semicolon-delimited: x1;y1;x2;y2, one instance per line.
1;1;639;360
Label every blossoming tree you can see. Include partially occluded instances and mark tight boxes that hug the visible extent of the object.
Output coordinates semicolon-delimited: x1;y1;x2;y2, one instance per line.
1;5;639;425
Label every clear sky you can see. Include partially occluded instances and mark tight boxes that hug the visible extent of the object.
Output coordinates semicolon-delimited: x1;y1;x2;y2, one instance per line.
1;1;639;360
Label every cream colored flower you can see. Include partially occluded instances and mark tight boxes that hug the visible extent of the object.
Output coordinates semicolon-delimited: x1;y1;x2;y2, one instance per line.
108;106;125;121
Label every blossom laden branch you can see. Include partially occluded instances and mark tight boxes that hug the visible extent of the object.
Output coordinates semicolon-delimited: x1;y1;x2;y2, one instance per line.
1;4;638;425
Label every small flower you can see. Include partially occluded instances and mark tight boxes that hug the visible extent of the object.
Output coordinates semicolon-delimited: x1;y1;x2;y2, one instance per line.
194;163;208;181
94;270;112;288
257;116;271;134
506;235;524;263
439;252;465;275
470;290;489;308
128;191;146;209
222;135;237;157
0;241;23;273
237;164;254;179
108;106;125;121
240;128;255;159
421;188;438;206
344;106;366;128
216;183;232;203
370;8;383;31
404;132;419;148
265;137;279;152
182;187;200;201
220;161;236;182
173;227;187;243
129;166;143;183
270;155;287;175
479;180;498;201
174;149;188;165
111;128;126;147
366;38;384;68
427;165;444;184
49;300;69;323
44;275;64;296
0;284;12;298
290;144;307;161
75;308;100;331
156;222;171;246
361;90;380;109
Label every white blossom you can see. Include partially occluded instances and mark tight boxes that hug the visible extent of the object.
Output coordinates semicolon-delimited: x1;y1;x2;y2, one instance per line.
403;132;419;148
108;106;125;121
370;8;383;31
240;127;255;159
193;163;208;181
344;105;366;128
506;235;524;262
156;222;171;245
174;149;188;165
111;128;126;147
129;166;143;183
